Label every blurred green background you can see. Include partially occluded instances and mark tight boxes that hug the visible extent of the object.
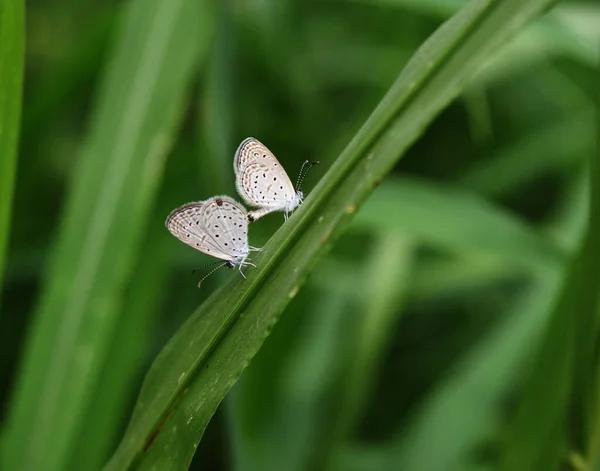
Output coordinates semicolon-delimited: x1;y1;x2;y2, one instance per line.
0;0;599;470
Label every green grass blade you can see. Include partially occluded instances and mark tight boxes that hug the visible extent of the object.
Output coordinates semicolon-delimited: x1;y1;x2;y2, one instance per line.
198;0;235;196
333;169;587;471
460;109;593;198
65;227;174;470
318;166;573;302
353;176;565;272
104;1;558;469
0;0;24;292
327;232;415;468
229;233;414;471
349;1;597;71
499;49;600;471
21;6;117;140
65;138;216;470
340;154;587;471
392;270;562;471
589;66;600;469
0;0;207;470
230;288;353;471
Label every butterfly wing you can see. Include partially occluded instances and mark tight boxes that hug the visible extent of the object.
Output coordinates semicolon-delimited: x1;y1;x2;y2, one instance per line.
234;137;296;209
238;162;297;209
234;137;281;172
165;198;248;262
200;196;249;261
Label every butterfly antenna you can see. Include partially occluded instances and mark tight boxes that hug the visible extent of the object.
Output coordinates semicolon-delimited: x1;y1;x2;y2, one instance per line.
191;259;224;276
295;160;320;192
196;262;230;289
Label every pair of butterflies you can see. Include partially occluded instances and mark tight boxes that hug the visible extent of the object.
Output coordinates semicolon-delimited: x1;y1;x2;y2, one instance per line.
166;137;317;286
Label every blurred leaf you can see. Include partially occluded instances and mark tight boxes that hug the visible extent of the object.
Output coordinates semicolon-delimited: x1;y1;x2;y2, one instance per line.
230;232;414;471
328;232;415;468
230;288;352;471
198;0;236;196
473;13;598;86
342;150;588;471
103;1;559;470
550;3;600;67
545;170;589;253
0;0;24;292
68;135;221;470
313;248;524;306
352;0;598;69
362;0;466;17
353;176;565;272
0;0;210;470
391;269;562;471
65;225;173;470
499;54;600;471
461;108;593;198
410;254;523;300
463;84;494;146
21;6;117;139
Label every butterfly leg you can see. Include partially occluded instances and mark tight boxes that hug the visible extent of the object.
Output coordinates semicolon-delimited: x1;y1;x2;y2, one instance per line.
249;245;263;252
238;258;256;279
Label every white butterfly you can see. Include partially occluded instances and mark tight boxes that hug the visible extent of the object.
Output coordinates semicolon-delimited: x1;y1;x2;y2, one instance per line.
234;137;317;221
165;195;261;286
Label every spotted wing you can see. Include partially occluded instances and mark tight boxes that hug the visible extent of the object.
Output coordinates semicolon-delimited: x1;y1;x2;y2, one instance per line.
165;202;236;261
234;138;296;207
199;196;250;260
234;137;283;172
237;161;296;209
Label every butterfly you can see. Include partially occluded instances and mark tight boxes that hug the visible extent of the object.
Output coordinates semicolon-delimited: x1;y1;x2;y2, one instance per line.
234;137;318;221
165;195;261;286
